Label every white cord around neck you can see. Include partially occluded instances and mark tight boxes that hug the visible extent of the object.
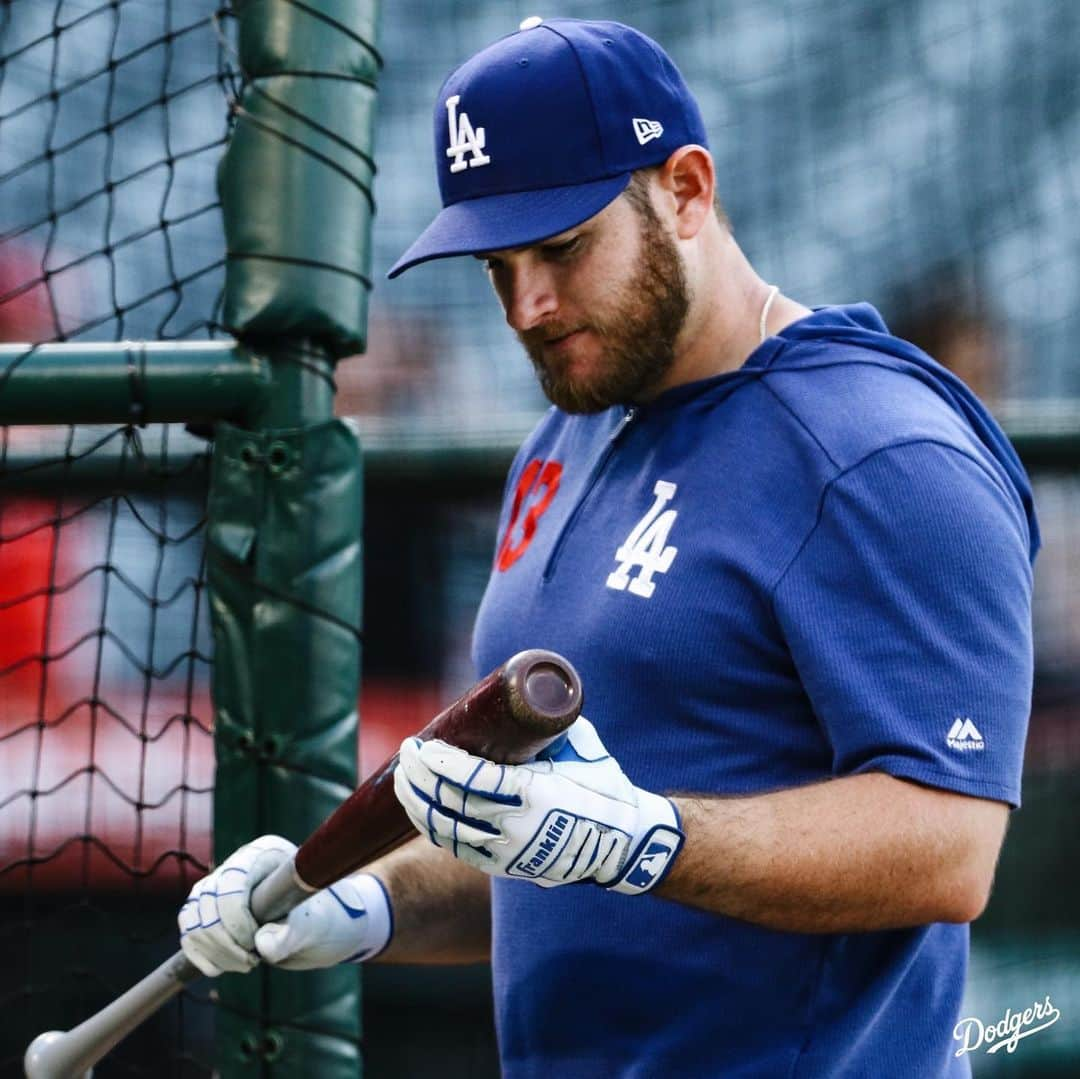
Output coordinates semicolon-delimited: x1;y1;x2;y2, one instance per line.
759;285;780;344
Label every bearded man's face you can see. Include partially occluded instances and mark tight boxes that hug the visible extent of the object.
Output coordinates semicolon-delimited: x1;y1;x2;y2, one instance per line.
483;186;691;413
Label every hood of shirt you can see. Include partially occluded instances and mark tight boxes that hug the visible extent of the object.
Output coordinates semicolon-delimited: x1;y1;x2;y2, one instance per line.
742;302;1040;562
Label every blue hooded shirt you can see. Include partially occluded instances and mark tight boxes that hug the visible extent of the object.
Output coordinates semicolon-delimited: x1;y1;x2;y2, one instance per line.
472;303;1037;1078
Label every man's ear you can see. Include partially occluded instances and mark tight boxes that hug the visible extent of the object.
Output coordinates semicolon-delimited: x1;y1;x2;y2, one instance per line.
659;146;715;240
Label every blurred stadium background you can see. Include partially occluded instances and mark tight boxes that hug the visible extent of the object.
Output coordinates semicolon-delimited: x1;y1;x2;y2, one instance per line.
1;0;1077;1075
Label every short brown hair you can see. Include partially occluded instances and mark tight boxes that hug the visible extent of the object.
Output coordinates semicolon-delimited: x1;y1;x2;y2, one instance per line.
622;166;731;230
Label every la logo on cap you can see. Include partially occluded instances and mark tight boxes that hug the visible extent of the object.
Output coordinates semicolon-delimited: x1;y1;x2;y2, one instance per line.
633;118;664;145
446;95;491;173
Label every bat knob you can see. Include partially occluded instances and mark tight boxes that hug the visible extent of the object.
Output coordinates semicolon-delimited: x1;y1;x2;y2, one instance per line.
504;649;583;729
24;1030;93;1079
524;662;577;717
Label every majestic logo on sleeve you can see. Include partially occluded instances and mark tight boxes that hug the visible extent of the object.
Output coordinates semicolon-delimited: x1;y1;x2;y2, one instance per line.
496;459;563;571
445;95;491;173
606;480;679;599
947;717;985;751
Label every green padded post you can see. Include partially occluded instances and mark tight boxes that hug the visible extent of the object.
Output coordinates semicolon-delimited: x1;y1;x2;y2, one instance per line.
219;0;380;358
209;1;380;1075
207;409;363;1077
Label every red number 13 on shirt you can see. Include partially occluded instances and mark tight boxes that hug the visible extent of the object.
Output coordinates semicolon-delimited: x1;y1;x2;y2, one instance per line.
496;459;563;571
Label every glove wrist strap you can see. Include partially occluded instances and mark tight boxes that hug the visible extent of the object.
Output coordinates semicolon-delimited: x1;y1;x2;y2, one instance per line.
341;872;395;962
608;793;685;896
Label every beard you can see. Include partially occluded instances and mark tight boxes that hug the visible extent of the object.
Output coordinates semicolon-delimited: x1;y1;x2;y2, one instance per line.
518;201;691;414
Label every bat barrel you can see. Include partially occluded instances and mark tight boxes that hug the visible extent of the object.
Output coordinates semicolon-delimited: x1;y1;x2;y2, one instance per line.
293;649;582;890
421;648;583;763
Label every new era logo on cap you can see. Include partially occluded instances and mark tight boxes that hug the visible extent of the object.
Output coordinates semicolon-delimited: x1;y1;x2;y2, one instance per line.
633;117;664;145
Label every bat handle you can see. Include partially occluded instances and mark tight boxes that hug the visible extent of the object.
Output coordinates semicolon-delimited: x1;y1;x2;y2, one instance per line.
249;853;318;923
23;952;201;1079
24;858;313;1078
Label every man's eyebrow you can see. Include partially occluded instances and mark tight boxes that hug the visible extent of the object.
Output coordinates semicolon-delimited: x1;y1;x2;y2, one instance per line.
474;242;531;259
473;246;521;260
474;230;587;262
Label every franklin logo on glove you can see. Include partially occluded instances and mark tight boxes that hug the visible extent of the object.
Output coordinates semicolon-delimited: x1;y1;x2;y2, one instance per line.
512;811;573;877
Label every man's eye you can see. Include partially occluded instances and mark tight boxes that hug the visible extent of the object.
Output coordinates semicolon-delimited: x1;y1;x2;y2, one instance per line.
546;237;581;260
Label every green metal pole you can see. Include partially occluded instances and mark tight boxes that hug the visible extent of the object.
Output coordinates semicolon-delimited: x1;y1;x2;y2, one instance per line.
996;400;1080;470
0;342;268;425
244;342;337;430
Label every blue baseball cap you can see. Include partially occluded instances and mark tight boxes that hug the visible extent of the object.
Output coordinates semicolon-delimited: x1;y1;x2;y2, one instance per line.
387;17;708;278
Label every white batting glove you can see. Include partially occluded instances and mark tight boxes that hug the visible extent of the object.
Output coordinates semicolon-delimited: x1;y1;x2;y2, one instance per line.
179;835;297;976
253;872;393;970
393;717;684;895
178;834;394;976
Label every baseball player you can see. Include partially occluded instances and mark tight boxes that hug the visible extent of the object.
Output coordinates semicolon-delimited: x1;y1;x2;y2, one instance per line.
179;18;1038;1077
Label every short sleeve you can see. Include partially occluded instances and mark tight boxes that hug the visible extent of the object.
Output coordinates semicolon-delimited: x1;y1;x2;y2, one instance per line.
772;441;1034;808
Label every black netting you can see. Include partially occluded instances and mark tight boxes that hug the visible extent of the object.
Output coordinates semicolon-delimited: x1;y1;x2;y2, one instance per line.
0;2;230;1073
0;1;231;344
3;3;1080;1076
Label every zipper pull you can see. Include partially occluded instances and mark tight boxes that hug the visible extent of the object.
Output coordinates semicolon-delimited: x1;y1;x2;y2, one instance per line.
612;406;637;442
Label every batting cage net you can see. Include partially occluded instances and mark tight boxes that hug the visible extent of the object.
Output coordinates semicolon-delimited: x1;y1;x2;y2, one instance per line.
3;1;1080;1077
0;2;229;1073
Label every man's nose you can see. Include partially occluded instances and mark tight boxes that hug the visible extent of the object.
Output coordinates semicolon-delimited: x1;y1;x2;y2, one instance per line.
503;264;558;333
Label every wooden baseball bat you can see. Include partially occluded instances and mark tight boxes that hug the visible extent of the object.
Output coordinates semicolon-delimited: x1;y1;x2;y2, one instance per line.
23;649;582;1079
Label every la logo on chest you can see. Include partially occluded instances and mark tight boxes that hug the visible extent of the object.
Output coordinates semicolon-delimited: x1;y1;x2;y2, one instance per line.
607;480;680;599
